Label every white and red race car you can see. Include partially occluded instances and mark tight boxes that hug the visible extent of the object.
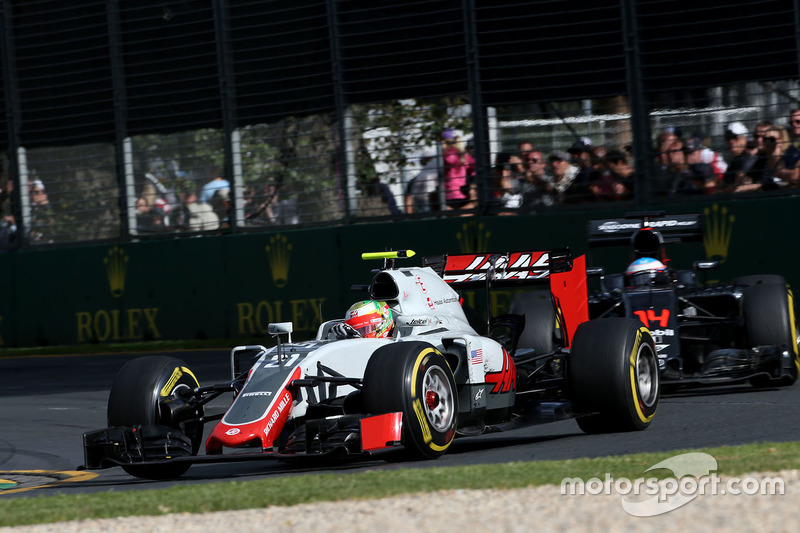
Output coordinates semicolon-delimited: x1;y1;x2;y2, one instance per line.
82;249;658;479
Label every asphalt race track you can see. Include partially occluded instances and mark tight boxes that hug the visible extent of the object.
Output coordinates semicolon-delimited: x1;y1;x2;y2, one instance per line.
1;350;798;498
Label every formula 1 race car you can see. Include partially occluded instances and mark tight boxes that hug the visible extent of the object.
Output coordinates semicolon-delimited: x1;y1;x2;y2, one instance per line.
585;212;800;388
81;249;658;480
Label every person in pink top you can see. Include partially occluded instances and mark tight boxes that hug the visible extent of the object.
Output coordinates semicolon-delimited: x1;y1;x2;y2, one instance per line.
441;129;470;209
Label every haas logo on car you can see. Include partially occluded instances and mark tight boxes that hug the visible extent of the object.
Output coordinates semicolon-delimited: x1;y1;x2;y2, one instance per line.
443;253;550;283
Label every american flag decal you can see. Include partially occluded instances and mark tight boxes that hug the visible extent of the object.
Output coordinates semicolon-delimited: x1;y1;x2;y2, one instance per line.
471;349;483;365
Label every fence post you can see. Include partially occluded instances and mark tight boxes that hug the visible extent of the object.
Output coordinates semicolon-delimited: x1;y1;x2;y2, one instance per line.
463;0;491;213
213;0;240;230
621;0;654;206
0;0;22;249
327;0;354;222
106;0;135;238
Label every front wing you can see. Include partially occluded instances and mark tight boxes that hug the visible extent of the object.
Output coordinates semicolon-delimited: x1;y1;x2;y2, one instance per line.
81;412;403;471
661;345;792;386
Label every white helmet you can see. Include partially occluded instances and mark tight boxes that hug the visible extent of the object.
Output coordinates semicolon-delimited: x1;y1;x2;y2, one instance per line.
625;257;667;287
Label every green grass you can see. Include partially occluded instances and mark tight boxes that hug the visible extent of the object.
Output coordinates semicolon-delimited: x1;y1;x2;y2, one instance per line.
1;441;798;527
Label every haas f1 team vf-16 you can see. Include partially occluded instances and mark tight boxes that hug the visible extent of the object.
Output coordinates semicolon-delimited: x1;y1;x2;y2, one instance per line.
81;250;658;480
585;212;800;388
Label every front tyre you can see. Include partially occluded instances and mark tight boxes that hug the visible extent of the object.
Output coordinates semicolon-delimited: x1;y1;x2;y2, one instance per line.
362;342;457;459
570;318;659;433
107;356;203;479
743;282;799;387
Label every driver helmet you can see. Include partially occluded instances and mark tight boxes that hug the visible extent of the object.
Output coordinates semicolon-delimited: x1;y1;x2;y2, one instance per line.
344;300;394;338
625;257;667;287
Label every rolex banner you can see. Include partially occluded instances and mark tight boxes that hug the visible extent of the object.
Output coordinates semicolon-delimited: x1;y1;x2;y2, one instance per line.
0;197;796;348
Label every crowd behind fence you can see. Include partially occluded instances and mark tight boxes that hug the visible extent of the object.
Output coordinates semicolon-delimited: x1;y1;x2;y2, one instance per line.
1;1;800;248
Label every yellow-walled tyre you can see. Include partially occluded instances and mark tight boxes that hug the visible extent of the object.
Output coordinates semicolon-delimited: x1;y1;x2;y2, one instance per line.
569;318;659;433
107;356;203;479
362;342;457;459
743;282;799;387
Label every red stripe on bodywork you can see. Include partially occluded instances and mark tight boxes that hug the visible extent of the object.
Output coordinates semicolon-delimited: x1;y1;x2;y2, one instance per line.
485;348;517;394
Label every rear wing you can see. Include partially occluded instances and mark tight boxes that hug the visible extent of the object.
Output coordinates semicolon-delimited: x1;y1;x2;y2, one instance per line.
423;249;573;290
424;249;588;348
588;212;703;247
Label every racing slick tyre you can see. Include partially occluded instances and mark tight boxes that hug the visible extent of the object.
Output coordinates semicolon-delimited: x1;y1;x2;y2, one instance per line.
107;356;204;479
742;282;800;387
569;318;659;434
510;291;556;355
362;341;457;460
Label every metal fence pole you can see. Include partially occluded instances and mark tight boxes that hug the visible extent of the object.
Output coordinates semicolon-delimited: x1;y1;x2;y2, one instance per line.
106;0;133;238
0;0;22;249
327;0;353;222
463;0;491;213
213;0;239;229
621;0;654;206
795;0;800;80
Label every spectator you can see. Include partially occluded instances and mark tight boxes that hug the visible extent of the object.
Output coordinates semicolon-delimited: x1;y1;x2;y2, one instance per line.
29;179;55;243
134;196;162;233
659;138;689;194
0;179;17;247
720;122;757;193
184;191;219;231
655;129;679;170
601;148;635;200
750;125;796;189
675;138;716;195
781;108;800;178
211;188;231;228
465;138;476;181
246;178;299;225
457;179;479;215
405;150;439;214
753;120;773;152
568;137;595;177
691;129;727;182
519;148;551;209
547;150;585;203
495;171;523;213
441;129;469;210
199;175;231;204
518;140;535;166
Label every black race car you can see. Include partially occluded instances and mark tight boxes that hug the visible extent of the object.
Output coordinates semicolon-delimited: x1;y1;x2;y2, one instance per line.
583;212;799;388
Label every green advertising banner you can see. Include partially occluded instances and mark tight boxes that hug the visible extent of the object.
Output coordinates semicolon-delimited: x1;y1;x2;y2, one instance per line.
1;196;797;348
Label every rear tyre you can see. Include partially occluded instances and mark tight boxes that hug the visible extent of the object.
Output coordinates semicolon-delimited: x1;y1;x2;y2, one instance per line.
742;282;799;387
570;318;659;433
362;342;457;459
107;356;203;479
510;291;556;354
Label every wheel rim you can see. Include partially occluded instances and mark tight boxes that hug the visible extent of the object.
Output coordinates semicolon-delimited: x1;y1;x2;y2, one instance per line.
421;365;455;432
635;343;659;408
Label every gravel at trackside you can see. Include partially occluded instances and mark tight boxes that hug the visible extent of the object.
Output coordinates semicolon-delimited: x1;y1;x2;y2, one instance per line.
3;470;799;533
